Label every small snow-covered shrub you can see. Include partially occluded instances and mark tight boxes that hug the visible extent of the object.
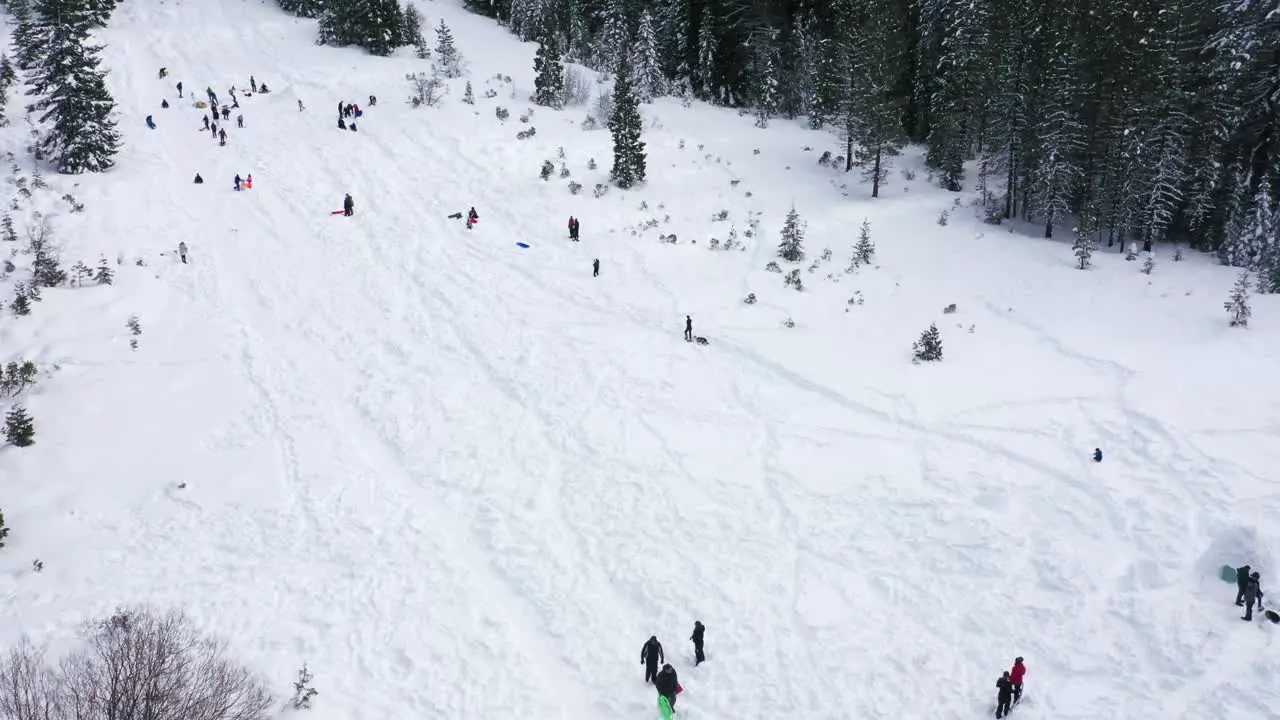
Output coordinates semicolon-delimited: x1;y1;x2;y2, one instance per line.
95;255;113;285
937;209;949;226
568;181;582;194
765;261;781;273
1173;246;1184;261
516;127;537;140
784;268;803;290
753;148;760;155
519;109;532;123
495;106;510;121
0;509;8;546
913;323;943;362
783;317;795;328
1141;253;1155;275
484;88;498;99
847;292;864;306
540;160;554;180
901;168;916;181
559;165;570;178
709;238;720;249
10;284;30;316
292;663;318;710
406;72;445;108
127;315;141;350
70;261;90;285
711;210;728;222
587;158;597;170
943;303;957;314
743;293;757;304
581;115;599;130
593;183;608;198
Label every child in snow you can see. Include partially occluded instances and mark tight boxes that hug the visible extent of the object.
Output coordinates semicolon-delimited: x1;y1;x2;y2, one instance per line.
368;94;376;106
178;241;188;263
146;115;156;129
1009;657;1025;703
245;174;253;189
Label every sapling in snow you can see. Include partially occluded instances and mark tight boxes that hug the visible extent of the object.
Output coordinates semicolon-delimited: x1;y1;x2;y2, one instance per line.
1141;253;1155;275
1225;271;1251;327
913;323;943;362
291;664;318;709
4;404;34;446
777;206;805;262
1072;232;1095;270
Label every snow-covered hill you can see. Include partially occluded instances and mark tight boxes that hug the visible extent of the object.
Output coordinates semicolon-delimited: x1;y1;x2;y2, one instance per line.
3;1;1280;718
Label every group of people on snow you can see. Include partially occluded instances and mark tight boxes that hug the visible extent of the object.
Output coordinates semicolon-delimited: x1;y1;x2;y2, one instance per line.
1235;565;1266;621
641;624;705;713
994;657;1026;718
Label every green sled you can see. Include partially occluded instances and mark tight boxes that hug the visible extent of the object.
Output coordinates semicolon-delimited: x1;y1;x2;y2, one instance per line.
1221;565;1239;583
658;696;674;720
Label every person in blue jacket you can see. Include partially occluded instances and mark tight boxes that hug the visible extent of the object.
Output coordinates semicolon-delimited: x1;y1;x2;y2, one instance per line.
1093;448;1102;462
145;115;155;129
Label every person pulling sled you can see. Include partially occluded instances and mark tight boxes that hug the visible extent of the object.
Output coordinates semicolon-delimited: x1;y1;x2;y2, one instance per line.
654;664;681;719
344;193;354;217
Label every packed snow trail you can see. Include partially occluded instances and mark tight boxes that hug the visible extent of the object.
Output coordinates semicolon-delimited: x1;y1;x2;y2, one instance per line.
3;0;1280;719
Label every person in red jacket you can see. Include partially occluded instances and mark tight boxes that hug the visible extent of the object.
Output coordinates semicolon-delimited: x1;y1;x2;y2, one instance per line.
1009;657;1026;703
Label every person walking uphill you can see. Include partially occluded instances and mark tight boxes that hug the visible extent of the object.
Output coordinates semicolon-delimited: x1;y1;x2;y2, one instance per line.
343;193;354;217
1236;565;1253;606
1009;657;1025;703
592;258;599;277
1242;571;1264;621
640;636;664;684
654;664;680;710
684;315;693;342
690;621;705;665
995;671;1013;718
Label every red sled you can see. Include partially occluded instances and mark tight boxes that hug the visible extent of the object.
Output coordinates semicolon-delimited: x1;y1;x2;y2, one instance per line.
330;210;346;215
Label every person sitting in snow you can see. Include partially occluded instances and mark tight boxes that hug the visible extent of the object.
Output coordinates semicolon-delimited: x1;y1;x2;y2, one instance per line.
161;99;169;109
1093;448;1103;462
349;122;357;132
145;115;156;129
259;83;270;93
193;173;204;184
368;94;376;106
467;207;478;230
158;67;167;79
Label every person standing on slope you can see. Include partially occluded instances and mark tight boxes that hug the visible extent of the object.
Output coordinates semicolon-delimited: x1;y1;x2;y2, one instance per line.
690;621;705;665
995;671;1013;718
1242;571;1264;621
176;81;183;98
684;315;693;342
344;193;354;217
1009;657;1025;703
1236;565;1252;606
641;636;664;684
234;174;242;191
654;664;680;710
250;75;257;93
178;241;188;264
592;258;599;277
218;128;227;146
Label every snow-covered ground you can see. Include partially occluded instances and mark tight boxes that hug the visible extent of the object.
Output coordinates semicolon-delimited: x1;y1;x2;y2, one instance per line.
3;1;1280;718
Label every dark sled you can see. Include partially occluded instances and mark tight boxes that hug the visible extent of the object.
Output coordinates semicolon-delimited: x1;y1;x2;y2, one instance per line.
694;336;709;346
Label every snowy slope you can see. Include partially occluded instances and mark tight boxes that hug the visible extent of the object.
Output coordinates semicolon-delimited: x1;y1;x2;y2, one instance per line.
3;1;1280;718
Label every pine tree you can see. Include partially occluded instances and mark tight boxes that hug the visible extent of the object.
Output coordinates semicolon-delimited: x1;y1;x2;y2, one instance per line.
11;0;45;72
608;62;646;188
632;9;664;102
0;54;16;95
533;32;564;108
434;19;463;77
401;2;425;50
853;219;875;265
10;284;30;315
849;1;905;197
317;0;405;56
0;508;9;546
776;206;805;262
752;32;779;129
83;0;118;26
94;254;113;285
596;0;629;74
693;2;716;100
1073;231;1096;269
913;323;943;362
4;404;34;446
462;81;474;104
30;10;120;174
278;0;328;18
1225;270;1251;327
565;0;593;64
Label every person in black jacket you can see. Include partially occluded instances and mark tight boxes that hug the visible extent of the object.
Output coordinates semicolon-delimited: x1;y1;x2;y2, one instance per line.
641;636;663;683
1242;571;1264;621
654;664;679;709
1236;565;1252;605
995;671;1013;718
690;621;705;665
684;315;693;342
343;193;355;217
593;258;599;277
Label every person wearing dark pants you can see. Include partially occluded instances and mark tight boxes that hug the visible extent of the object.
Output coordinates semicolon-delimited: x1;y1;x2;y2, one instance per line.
178;241;188;264
344;193;354;217
654;664;679;709
1242;571;1263;620
641;636;663;684
1236;565;1252;605
593;258;599;277
684;315;693;342
690;621;705;665
1009;657;1025;703
995;671;1013;718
